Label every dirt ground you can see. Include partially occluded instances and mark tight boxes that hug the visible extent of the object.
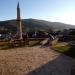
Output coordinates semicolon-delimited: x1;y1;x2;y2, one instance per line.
0;46;75;75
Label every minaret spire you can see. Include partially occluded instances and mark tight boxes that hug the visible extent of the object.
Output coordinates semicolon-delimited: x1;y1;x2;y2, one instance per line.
17;1;20;20
17;1;23;40
17;1;19;8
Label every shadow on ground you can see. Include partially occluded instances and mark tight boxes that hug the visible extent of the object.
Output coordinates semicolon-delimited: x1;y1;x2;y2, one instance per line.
25;54;75;75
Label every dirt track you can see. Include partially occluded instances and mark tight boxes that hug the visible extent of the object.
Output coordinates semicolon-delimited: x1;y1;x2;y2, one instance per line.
0;46;75;75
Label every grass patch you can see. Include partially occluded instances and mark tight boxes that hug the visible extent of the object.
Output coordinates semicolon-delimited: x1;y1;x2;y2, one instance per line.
0;41;26;50
0;40;42;50
0;41;10;50
52;42;75;58
52;43;70;52
29;40;41;47
64;45;75;58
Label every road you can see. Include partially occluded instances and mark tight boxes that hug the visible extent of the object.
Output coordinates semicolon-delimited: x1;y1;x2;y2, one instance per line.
0;46;75;75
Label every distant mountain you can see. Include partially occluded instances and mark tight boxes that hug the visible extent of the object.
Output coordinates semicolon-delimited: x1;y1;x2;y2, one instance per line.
0;18;75;33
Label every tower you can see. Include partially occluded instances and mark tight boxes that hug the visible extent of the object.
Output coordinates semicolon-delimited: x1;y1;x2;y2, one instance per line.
17;2;23;40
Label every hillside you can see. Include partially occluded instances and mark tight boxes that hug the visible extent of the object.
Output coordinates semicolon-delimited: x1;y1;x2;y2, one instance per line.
0;18;75;33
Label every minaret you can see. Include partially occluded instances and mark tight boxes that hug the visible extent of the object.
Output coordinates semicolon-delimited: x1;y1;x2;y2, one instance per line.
17;2;23;40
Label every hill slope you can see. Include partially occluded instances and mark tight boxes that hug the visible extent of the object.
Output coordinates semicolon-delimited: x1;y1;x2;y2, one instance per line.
0;18;75;33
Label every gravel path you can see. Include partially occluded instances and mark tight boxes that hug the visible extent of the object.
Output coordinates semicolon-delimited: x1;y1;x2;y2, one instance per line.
0;46;75;75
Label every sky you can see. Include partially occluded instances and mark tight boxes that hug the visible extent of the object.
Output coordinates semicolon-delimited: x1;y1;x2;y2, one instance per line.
0;0;75;25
